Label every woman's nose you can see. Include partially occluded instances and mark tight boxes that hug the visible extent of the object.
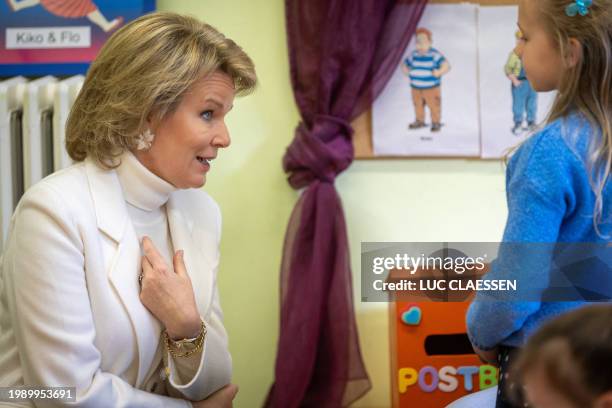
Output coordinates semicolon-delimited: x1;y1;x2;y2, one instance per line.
214;123;231;148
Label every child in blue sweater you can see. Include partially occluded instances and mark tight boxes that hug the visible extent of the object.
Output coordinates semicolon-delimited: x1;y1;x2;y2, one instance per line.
467;0;612;406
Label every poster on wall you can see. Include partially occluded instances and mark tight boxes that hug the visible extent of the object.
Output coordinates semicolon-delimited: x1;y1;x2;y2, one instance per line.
478;6;556;159
373;4;481;157
0;0;155;76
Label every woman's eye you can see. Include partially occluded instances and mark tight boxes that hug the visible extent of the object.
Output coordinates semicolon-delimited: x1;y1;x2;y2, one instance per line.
201;110;213;120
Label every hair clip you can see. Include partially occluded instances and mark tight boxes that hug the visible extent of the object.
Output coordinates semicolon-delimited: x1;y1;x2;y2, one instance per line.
565;0;593;17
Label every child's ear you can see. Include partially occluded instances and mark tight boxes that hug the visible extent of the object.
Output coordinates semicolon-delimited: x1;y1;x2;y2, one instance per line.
565;38;582;68
594;391;612;408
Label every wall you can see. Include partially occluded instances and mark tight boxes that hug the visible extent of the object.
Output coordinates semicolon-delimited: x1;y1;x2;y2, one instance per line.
157;1;509;406
337;160;507;407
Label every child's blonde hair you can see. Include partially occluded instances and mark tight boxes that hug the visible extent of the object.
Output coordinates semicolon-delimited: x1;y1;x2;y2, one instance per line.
537;0;612;235
511;305;612;406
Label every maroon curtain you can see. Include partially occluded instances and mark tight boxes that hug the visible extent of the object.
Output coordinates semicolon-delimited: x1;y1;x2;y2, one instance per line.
266;1;427;407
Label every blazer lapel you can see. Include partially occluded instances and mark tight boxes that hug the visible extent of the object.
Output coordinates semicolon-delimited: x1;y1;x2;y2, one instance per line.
167;193;215;318
85;158;161;388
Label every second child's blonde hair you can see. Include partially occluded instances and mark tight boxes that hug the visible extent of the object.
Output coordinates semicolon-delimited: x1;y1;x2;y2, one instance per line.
537;0;612;235
66;12;257;168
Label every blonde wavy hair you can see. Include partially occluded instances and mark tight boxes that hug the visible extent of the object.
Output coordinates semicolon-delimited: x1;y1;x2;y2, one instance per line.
537;0;612;234
66;11;257;168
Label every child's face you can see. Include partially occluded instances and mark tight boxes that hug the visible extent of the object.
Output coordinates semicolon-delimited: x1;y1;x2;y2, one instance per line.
416;33;431;53
518;0;564;92
524;367;579;408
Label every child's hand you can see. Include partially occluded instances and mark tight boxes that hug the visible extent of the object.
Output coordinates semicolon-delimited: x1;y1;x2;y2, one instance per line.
401;64;410;76
472;345;499;366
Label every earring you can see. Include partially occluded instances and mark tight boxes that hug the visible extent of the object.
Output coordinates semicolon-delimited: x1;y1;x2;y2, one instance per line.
136;128;155;150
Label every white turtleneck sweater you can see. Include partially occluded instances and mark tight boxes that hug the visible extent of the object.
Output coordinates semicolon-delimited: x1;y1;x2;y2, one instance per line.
115;151;201;395
116;151;176;277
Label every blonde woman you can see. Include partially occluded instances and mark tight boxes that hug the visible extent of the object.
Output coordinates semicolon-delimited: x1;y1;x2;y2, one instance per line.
0;12;256;407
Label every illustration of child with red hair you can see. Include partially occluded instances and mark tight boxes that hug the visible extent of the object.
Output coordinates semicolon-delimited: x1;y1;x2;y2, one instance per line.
402;27;451;132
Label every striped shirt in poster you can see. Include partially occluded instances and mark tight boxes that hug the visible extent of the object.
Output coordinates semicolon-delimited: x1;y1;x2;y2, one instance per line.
404;48;446;89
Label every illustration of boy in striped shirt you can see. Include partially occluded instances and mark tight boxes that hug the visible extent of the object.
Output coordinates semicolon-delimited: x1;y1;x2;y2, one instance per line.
402;28;451;132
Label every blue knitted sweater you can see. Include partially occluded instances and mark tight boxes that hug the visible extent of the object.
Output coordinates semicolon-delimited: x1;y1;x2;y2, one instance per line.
467;113;612;349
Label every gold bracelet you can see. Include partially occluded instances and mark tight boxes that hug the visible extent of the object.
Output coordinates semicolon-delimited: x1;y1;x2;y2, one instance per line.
163;319;206;358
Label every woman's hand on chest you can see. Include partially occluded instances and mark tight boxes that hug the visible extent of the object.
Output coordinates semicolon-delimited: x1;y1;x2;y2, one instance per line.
139;236;202;339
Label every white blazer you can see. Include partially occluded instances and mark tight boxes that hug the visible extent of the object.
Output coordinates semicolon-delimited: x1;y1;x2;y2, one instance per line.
0;158;232;407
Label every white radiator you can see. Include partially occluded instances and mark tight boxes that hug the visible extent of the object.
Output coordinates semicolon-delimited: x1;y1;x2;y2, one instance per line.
0;75;84;248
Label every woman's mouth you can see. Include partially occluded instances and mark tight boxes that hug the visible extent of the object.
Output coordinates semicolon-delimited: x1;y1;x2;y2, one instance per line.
196;156;211;171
